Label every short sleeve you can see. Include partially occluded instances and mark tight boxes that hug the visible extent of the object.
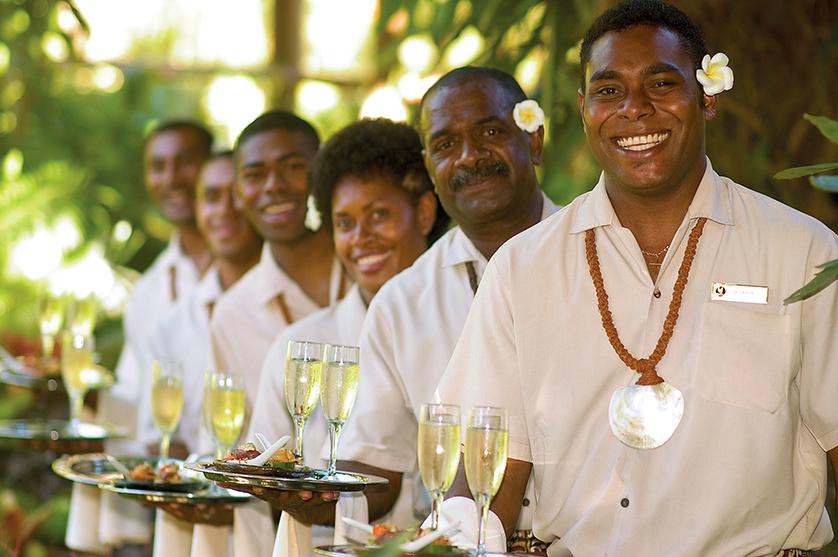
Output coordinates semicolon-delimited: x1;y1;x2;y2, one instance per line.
798;231;838;451
337;296;417;473
437;251;532;462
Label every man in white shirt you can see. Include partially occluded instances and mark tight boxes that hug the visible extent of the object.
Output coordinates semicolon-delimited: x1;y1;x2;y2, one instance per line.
66;121;214;555
334;67;559;549
438;2;838;556
208;111;348;556
138;151;261;557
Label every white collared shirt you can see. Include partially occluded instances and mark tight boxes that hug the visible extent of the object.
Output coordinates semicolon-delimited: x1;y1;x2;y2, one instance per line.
438;161;838;556
338;192;559;526
136;267;222;454
209;242;346;431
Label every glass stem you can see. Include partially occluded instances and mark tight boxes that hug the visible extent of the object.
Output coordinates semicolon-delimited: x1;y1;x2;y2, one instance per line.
328;422;342;476
160;433;171;462
293;416;306;460
69;392;83;432
475;493;491;556
430;491;444;530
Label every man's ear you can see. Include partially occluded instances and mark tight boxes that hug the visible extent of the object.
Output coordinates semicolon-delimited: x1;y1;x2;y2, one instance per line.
529;125;545;166
702;93;717;121
416;191;438;237
577;89;588;136
232;182;245;210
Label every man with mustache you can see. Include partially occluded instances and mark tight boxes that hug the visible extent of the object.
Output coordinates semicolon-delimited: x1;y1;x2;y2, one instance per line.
331;67;559;550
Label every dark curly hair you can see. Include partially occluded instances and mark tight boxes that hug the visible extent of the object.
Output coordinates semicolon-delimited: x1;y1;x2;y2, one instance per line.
144;119;214;155
580;0;706;91
234;110;319;153
311;118;449;243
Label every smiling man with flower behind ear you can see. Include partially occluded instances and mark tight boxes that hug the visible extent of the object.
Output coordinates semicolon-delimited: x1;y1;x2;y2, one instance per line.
437;1;838;555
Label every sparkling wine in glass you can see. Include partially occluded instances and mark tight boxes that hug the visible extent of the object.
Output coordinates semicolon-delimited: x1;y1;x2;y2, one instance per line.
39;293;65;367
418;403;461;530
151;361;183;462
68;295;98;338
60;332;95;432
207;371;246;457
321;344;360;476
284;340;324;461
464;406;508;556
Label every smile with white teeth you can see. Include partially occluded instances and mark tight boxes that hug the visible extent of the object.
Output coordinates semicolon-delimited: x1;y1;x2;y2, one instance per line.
615;132;670;151
263;202;295;214
356;253;389;267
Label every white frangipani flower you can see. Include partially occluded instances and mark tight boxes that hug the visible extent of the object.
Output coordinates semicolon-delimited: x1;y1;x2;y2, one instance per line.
695;53;734;96
304;195;322;231
512;99;545;133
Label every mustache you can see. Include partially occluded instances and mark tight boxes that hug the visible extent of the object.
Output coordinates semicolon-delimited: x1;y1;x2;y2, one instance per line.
449;161;510;190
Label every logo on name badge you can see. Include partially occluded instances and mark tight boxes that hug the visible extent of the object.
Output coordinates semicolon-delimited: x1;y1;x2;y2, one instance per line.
710;282;768;304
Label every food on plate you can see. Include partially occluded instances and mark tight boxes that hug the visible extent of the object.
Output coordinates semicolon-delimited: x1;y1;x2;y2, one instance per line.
370;524;453;547
221;442;298;469
128;461;182;483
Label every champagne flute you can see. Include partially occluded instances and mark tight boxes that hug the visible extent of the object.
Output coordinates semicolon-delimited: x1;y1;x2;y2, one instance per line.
464;406;508;556
68;295;98;338
151;360;183;463
39;293;65;367
207;371;246;457
284;340;324;461
321;344;360;476
418;403;461;530
60;332;94;432
203;370;221;459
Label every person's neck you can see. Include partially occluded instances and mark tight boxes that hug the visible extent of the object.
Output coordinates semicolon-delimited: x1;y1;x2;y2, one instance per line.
462;190;544;260
605;171;703;256
269;228;336;307
177;223;212;275
217;249;261;291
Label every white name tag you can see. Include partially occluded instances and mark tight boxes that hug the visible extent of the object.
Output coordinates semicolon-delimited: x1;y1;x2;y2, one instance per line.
710;282;769;304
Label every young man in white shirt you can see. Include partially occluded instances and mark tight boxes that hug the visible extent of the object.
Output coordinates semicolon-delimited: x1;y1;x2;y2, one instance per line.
438;1;838;555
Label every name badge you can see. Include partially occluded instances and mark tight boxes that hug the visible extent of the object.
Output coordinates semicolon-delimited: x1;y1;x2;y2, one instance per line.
710;282;768;304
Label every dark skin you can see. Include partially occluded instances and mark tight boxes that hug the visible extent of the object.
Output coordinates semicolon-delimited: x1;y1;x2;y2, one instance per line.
420;77;545;260
144;128;213;275
236;130;336;307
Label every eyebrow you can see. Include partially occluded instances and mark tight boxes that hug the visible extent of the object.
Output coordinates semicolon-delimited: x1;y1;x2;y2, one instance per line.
428;115;506;142
589;63;681;83
239;152;308;170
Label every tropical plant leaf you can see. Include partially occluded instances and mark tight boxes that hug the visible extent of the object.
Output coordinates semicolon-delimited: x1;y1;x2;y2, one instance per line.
809;174;838;192
783;258;838;304
803;114;838;144
773;162;838;180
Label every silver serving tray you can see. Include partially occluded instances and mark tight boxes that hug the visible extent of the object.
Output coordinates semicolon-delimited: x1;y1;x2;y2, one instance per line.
0;345;62;391
185;461;389;493
0;419;125;442
52;453;161;485
100;482;251;505
314;545;479;557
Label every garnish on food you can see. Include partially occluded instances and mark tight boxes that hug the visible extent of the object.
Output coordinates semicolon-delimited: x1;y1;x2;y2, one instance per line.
221;443;300;469
128;461;182;483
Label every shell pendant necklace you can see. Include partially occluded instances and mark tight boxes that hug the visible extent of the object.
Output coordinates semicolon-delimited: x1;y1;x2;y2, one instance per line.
585;217;707;449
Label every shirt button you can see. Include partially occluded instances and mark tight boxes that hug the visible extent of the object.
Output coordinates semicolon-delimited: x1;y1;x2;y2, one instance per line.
653;288;661;298
522;498;530;507
620;498;630;508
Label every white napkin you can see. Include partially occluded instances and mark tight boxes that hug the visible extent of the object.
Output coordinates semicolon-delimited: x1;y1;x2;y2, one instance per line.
191;524;232;557
65;483;105;553
272;514;312;557
333;492;369;545
99;490;153;545
420;496;505;552
153;509;193;557
233;500;275;557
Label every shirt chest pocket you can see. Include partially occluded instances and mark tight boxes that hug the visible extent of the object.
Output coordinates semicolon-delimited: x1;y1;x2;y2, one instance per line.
693;302;793;413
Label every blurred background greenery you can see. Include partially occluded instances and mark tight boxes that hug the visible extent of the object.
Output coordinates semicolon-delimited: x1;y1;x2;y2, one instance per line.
0;0;835;554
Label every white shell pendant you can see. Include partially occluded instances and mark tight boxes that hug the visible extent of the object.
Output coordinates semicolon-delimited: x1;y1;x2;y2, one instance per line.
608;381;684;449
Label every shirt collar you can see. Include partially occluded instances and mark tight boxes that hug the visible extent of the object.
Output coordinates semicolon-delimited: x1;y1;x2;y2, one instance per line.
253;242;347;306
194;266;223;305
442;191;559;268
569;157;734;234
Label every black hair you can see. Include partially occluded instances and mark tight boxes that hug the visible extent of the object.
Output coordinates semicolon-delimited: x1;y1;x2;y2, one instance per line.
208;149;234;161
579;0;706;90
310;118;450;243
234;110;320;153
418;66;527;133
145;120;214;154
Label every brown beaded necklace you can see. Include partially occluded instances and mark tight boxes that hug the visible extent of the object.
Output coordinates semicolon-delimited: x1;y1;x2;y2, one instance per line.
584;217;707;386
